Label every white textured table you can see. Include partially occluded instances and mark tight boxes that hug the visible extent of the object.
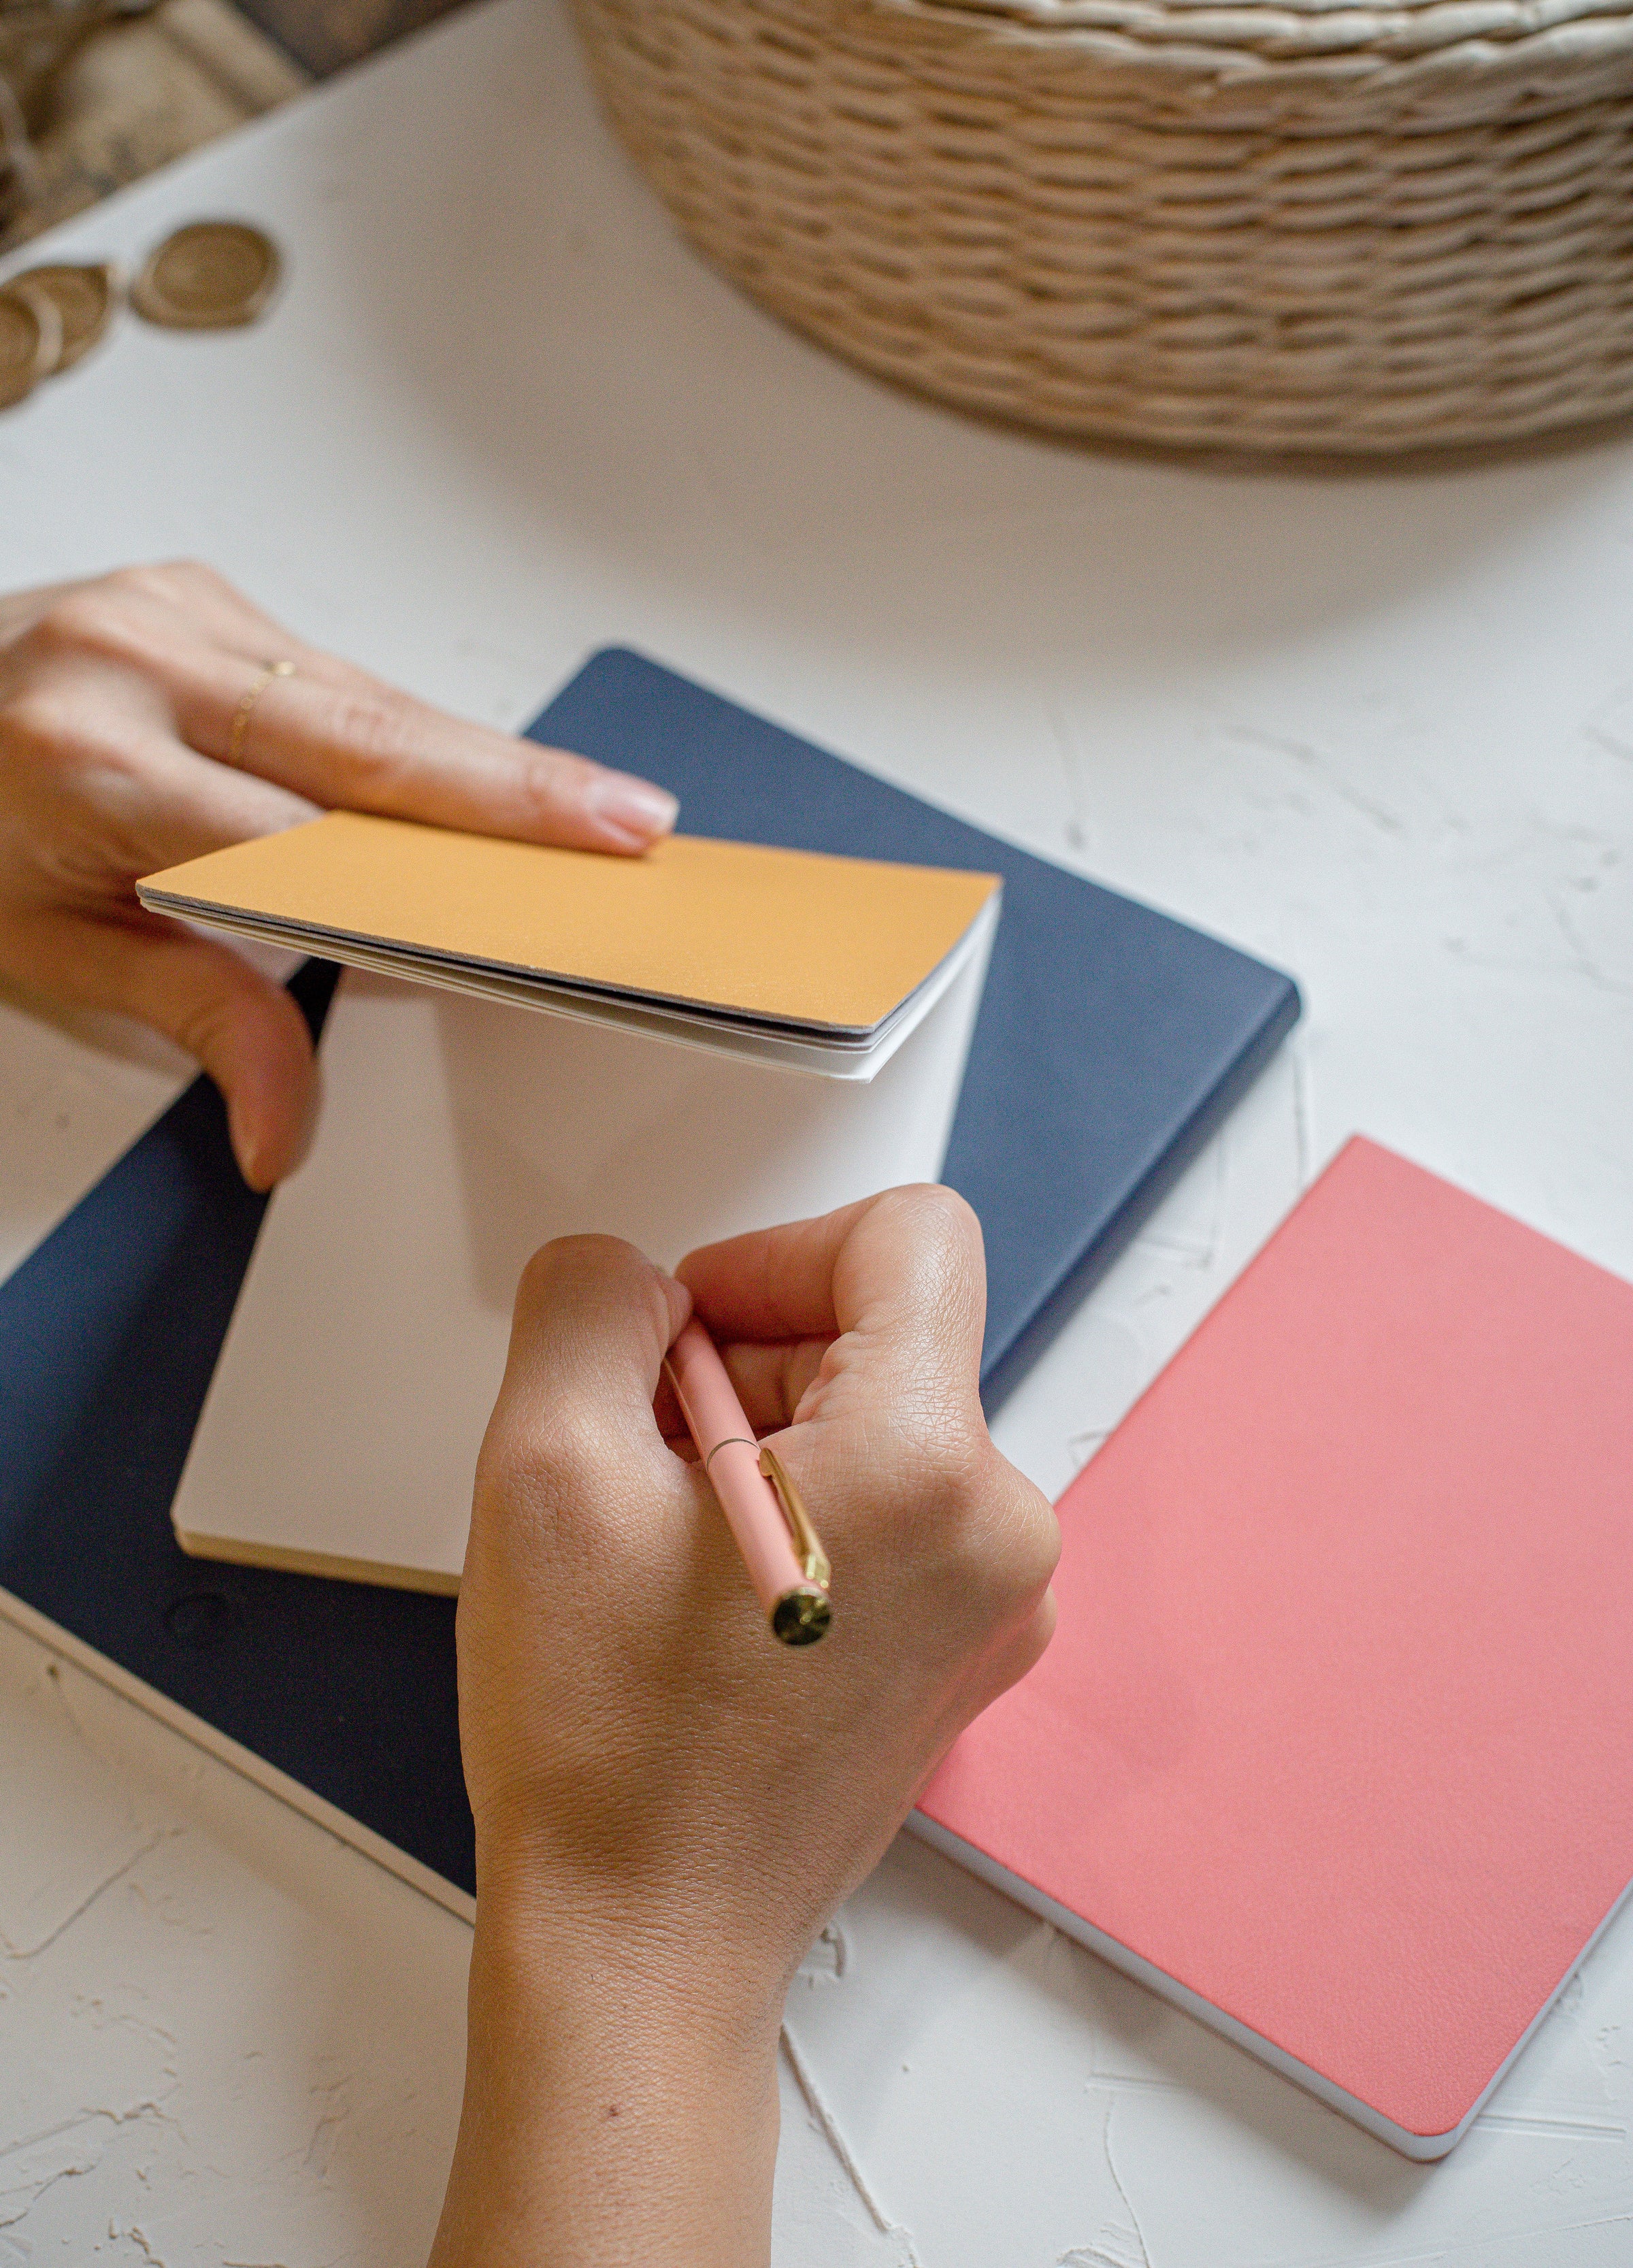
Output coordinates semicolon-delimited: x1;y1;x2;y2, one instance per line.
2;7;1630;2259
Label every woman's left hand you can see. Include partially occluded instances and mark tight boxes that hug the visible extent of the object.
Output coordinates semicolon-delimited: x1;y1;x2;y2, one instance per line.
0;561;678;1186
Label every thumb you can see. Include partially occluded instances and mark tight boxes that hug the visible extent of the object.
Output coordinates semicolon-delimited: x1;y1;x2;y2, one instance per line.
67;915;317;1191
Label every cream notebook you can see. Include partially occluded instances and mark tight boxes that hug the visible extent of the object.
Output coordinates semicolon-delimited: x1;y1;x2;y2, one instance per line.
164;954;991;1591
139;814;1001;1079
152;815;998;1589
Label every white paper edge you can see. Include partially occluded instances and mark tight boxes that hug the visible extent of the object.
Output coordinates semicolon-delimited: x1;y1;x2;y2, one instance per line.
143;891;1002;1085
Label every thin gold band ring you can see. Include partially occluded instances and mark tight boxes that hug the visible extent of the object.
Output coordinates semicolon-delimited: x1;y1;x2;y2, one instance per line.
226;659;295;770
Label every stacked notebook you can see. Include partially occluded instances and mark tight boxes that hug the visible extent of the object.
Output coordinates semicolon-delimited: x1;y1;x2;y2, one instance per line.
137;800;1010;1588
8;653;1626;2158
129;650;1300;1593
915;1137;1633;2156
0;646;1298;1905
139;924;997;1589
139;816;1001;1080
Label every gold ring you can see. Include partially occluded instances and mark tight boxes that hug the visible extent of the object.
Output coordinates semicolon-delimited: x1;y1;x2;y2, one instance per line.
227;659;295;770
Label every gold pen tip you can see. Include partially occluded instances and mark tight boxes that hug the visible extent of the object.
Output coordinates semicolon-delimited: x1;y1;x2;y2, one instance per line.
771;1587;831;1646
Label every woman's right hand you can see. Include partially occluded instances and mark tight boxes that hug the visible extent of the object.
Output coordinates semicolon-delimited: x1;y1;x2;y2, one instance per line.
434;1184;1060;2267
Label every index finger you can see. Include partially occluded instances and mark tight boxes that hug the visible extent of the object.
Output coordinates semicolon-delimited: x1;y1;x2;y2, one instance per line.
676;1185;987;1378
675;1198;871;1343
162;642;681;856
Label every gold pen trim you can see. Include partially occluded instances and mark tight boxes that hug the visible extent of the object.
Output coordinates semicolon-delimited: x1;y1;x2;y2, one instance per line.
758;1445;831;1593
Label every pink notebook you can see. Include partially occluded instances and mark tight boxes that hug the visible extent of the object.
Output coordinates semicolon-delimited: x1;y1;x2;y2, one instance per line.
914;1137;1633;2157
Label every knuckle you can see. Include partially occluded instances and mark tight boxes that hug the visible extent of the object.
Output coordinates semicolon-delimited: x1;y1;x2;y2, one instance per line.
938;1451;1061;1608
512;1241;565;1328
116;558;220;604
325;689;421;792
0;682;71;756
879;1181;981;1244
165;986;240;1065
22;588;133;665
513;1239;560;1311
169;556;226;589
875;1183;987;1290
102;563;164;602
1002;1485;1064;1599
478;1392;604;1528
0;686;121;806
520;746;599;817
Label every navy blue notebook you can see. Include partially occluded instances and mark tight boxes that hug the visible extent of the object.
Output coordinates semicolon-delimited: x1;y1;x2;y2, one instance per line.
0;650;1297;1899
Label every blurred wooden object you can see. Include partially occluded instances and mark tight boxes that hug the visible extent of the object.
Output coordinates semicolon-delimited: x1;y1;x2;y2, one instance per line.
1;0;152;133
1;0;307;250
229;0;470;78
0;0;476;252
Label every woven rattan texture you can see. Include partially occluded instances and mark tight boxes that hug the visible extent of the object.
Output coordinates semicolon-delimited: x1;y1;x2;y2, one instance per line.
570;0;1633;453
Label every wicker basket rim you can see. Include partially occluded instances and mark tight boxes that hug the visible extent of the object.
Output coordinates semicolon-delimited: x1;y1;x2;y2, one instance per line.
885;0;1633;58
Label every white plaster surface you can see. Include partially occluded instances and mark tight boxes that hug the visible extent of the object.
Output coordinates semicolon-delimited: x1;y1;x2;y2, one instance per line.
0;0;1630;2256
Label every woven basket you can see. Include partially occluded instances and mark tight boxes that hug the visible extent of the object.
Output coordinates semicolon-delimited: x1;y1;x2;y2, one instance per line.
570;0;1633;455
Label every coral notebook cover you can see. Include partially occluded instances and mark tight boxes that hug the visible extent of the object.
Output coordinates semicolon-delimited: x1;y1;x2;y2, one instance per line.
914;1138;1633;2157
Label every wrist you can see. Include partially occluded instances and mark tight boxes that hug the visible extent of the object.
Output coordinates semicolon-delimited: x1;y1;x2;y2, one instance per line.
472;1824;805;2049
428;1874;787;2268
474;1880;790;2065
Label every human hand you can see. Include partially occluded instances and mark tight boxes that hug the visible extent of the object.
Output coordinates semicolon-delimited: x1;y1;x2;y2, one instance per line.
0;562;677;1188
433;1187;1059;2267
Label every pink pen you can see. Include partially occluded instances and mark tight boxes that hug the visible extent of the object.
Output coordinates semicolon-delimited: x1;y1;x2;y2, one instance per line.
663;1317;832;1646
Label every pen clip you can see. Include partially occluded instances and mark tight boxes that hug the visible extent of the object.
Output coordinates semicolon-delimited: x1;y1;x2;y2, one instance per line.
758;1445;831;1592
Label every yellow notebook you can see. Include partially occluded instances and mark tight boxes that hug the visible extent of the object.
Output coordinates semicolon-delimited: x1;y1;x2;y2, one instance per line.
139;813;1001;1077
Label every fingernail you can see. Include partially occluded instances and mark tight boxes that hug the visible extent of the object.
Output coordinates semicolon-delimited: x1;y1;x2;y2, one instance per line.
230;1112;271;1191
586;774;678;844
229;1094;308;1193
658;1270;694;1343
